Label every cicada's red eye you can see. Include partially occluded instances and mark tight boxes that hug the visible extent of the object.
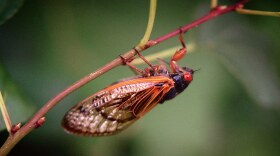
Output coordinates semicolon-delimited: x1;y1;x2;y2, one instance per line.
184;72;193;82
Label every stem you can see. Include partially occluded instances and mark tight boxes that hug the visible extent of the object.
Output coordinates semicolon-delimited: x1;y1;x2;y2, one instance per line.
139;0;157;46
0;92;12;134
237;8;280;17
210;0;218;9
0;0;248;155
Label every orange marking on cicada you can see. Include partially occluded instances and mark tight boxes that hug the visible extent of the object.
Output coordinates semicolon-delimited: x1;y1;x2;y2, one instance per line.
133;84;170;117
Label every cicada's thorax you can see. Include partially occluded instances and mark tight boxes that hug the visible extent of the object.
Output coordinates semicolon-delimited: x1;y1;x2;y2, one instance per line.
142;64;193;104
143;65;170;77
158;73;190;103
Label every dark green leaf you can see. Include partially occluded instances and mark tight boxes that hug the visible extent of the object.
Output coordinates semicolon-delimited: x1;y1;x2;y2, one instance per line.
199;15;280;108
0;0;24;25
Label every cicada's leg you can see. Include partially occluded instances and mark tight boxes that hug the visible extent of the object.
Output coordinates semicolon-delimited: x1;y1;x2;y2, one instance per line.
133;48;155;70
120;47;157;76
170;29;187;73
119;55;146;75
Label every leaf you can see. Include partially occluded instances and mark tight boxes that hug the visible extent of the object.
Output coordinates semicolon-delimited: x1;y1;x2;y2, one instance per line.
198;15;280;108
0;0;24;25
0;64;35;131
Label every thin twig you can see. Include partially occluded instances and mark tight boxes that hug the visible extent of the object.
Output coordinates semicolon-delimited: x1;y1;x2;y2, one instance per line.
139;0;157;47
0;0;249;155
0;92;12;134
210;0;218;9
237;8;280;17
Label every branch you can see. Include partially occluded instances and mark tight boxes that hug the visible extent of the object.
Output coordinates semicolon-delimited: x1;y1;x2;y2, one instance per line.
153;0;248;43
0;0;249;155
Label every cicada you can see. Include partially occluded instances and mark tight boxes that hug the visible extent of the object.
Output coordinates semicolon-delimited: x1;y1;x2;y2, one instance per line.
62;34;195;136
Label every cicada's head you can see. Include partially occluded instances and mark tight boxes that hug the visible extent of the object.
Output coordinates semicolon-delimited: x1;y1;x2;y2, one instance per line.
171;67;195;94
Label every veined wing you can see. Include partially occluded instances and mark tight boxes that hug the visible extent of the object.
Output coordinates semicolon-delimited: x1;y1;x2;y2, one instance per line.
62;76;174;136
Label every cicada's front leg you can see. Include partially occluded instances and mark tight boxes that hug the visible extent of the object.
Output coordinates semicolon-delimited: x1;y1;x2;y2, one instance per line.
170;32;187;73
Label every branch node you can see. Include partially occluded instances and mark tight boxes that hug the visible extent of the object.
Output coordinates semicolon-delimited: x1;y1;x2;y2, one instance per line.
35;117;46;128
11;123;22;134
144;40;157;49
119;54;134;66
236;4;244;10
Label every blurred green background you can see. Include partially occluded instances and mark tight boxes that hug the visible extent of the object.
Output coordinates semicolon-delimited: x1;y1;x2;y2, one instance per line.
1;0;280;156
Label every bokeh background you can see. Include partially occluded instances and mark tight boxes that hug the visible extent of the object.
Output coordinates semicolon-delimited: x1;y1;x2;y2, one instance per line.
1;0;280;155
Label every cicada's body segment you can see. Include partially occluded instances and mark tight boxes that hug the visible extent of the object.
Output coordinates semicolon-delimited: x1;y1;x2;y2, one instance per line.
62;33;195;136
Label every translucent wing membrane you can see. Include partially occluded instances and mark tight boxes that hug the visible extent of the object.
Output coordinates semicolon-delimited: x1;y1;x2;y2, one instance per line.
62;100;137;136
62;76;174;136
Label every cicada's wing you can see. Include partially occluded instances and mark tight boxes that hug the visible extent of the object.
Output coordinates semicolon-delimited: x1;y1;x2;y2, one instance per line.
62;76;174;136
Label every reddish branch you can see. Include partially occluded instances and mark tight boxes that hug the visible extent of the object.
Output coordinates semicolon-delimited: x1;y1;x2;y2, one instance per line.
0;0;248;155
154;0;247;43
